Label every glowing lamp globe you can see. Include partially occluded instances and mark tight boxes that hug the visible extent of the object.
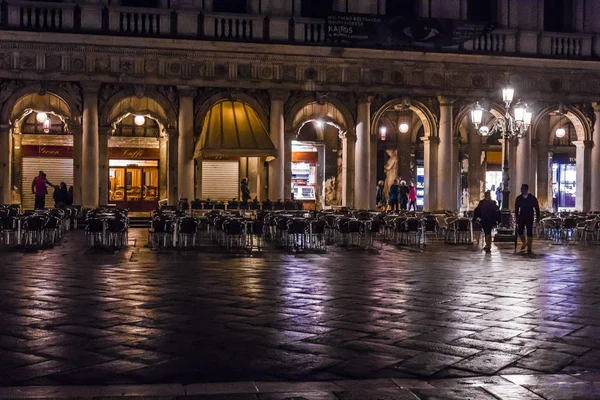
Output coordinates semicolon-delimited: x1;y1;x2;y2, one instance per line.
36;112;48;123
399;123;409;133
134;115;146;126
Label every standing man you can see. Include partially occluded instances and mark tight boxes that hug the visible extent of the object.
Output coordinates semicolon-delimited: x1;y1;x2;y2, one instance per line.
240;177;251;203
495;185;503;209
388;179;400;212
399;180;409;210
32;171;52;210
515;184;540;254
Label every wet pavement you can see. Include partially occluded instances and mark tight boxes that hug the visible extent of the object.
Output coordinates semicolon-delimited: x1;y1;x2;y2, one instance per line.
1;229;600;399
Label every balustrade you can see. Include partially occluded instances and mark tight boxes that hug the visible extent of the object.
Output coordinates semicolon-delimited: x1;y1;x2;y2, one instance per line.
204;13;263;40
541;33;593;57
108;7;171;36
6;1;75;31
0;1;598;61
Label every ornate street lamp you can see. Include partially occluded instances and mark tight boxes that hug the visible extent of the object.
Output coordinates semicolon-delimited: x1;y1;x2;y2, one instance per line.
471;88;533;240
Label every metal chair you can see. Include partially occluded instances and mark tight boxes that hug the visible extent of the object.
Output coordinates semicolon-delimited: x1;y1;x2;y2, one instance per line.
286;219;307;251
445;218;473;244
222;219;245;250
22;216;47;247
307;220;326;251
177;217;198;248
85;218;105;247
106;218;128;248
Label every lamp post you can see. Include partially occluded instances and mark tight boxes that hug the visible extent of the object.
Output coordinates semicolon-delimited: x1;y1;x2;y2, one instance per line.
471;88;532;240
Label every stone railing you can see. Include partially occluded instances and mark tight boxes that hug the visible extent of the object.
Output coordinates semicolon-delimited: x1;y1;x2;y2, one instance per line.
540;32;594;57
464;29;516;53
109;7;172;36
4;0;76;31
1;1;599;59
203;12;263;40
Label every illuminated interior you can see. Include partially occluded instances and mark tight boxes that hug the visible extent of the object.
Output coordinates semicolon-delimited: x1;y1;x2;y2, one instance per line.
109;160;159;202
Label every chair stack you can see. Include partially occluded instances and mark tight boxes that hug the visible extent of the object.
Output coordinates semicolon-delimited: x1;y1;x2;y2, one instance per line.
85;207;129;249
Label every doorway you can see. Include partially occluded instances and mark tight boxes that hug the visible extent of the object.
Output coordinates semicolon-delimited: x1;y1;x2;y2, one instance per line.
109;161;159;211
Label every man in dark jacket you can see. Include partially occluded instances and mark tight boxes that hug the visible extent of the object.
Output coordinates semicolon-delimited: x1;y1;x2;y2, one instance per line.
375;180;385;210
399;180;409;210
241;177;251;203
388;179;400;212
474;190;500;253
515;184;540;254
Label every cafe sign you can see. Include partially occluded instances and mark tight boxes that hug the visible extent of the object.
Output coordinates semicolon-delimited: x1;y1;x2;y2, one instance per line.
22;145;73;158
109;147;160;160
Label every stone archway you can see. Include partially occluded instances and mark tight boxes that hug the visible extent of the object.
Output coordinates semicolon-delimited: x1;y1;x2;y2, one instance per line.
100;93;177;210
454;103;506;210
372;99;438;210
532;105;593;211
286;99;354;208
2;90;78;208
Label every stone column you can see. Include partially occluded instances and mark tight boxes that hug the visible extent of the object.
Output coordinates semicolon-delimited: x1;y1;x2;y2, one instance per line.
177;87;195;201
354;96;371;209
508;137;518;208
98;127;109;206
468;133;482;210
159;136;168;201
516;133;532;190
590;104;600;211
284;135;292;201
536;142;550;210
342;134;355;207
437;96;454;211
422;136;439;211
71;126;82;205
81;83;100;208
268;90;287;202
573;140;592;212
369;135;378;209
0;125;11;204
167;129;178;205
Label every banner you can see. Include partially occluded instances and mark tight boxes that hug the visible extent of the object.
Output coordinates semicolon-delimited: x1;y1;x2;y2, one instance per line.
326;14;494;48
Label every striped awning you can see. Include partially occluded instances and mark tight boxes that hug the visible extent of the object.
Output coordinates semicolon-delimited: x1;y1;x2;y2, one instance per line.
194;101;276;159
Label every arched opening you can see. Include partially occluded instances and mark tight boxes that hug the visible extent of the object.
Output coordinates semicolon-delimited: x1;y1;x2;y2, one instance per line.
10;92;74;210
194;99;274;203
289;102;348;209
454;104;505;211
105;96;170;212
372;100;437;211
532;105;591;212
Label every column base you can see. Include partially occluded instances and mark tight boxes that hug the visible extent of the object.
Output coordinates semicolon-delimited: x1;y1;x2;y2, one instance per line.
494;228;516;242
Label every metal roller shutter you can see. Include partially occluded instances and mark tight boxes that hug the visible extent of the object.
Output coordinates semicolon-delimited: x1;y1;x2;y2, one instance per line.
201;160;239;201
22;158;74;210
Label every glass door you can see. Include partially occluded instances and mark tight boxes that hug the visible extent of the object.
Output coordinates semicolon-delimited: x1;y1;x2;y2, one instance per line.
109;164;159;210
552;163;576;211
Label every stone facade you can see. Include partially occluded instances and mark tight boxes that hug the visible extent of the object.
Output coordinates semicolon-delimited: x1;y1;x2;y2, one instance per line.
1;0;600;211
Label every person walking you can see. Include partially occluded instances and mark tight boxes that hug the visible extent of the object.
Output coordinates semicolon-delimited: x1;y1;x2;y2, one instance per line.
474;190;501;253
408;182;417;211
32;171;52;210
515;184;540;254
495;185;503;209
375;180;385;211
241;177;251;203
388;179;400;212
399;180;409;210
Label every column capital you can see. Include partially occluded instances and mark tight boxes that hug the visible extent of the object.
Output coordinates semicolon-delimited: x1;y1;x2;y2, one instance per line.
437;96;456;106
572;140;593;149
81;82;101;95
166;128;178;138
177;86;196;98
421;136;440;145
356;93;374;104
70;125;83;136
269;89;290;102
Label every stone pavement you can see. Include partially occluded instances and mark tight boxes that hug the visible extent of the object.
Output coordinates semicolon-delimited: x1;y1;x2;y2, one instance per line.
2;229;600;399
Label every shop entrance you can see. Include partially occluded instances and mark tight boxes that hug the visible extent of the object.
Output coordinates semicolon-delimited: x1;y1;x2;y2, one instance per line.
291;141;323;209
109;160;159;212
552;154;576;212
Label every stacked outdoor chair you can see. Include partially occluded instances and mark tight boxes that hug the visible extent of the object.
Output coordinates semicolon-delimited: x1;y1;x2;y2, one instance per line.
421;216;439;244
0;209;18;247
307;219;326;250
22;215;47;247
286;218;307;251
222;218;246;250
445;218;473;244
85;207;129;248
177;217;199;248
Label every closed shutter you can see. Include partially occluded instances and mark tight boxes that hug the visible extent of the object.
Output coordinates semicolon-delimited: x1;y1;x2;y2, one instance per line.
22;158;73;210
201;160;239;201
